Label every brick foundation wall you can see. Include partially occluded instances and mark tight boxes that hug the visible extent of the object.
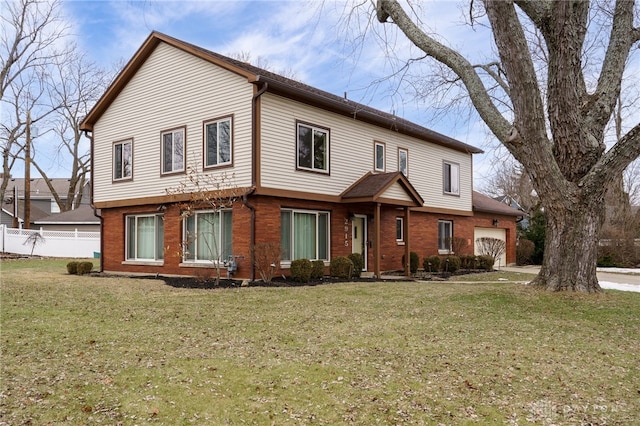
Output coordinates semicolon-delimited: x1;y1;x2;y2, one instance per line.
100;195;518;280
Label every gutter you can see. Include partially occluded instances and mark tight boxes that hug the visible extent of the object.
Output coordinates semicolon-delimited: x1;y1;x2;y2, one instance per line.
245;82;268;282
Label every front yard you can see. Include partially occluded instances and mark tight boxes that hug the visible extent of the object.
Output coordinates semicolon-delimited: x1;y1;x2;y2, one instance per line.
1;259;639;424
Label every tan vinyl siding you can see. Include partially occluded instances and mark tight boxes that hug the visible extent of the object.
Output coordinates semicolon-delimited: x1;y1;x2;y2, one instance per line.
260;94;473;211
93;43;253;204
382;182;414;202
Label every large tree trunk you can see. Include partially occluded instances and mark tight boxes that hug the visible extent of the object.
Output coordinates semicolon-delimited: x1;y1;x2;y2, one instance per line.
532;195;605;292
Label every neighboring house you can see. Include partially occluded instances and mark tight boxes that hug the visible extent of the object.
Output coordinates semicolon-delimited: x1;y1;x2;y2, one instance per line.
80;32;522;280
1;178;91;227
33;205;100;232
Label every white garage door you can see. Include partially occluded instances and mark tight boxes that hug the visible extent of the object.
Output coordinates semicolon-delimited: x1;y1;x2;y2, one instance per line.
474;227;507;268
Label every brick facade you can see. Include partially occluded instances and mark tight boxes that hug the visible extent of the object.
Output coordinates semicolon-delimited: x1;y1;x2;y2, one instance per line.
100;195;518;279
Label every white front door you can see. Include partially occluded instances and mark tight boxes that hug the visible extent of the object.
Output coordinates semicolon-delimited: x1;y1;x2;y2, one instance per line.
352;215;367;271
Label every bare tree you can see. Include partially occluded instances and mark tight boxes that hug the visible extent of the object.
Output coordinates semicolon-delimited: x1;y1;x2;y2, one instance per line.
30;47;111;211
374;0;640;292
476;237;506;268
482;158;539;214
167;167;251;285
0;0;67;205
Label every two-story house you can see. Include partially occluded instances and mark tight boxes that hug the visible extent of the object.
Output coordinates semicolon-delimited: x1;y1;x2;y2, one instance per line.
80;32;520;280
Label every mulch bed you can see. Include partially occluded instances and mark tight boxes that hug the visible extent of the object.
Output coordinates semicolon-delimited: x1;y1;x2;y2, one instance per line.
148;274;398;290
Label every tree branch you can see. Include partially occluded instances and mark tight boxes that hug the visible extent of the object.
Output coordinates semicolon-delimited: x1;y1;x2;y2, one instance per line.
376;0;513;144
584;0;637;130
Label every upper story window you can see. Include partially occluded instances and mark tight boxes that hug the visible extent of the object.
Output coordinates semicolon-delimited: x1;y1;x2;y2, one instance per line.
438;220;453;254
374;141;386;172
161;127;185;175
443;161;460;195
113;139;132;181
204;116;232;168
126;214;164;261
398;148;408;177
297;121;329;174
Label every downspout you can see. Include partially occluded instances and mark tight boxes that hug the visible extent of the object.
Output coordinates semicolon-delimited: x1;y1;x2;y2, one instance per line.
242;191;256;281
247;81;268;281
84;129;103;273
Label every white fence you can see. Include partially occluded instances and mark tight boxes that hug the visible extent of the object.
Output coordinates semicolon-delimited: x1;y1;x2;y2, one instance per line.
0;225;100;258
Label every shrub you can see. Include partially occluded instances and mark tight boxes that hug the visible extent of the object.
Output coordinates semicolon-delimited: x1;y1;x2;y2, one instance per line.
252;242;281;283
290;258;312;283
459;255;477;270
422;256;440;273
311;260;325;279
402;251;419;274
330;256;354;279
76;262;93;275
66;261;79;275
477;255;495;271
597;254;620;267
347;253;364;278
516;239;535;265
443;256;460;273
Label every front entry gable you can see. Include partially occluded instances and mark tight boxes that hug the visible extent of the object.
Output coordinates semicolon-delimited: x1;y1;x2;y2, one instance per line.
340;172;424;207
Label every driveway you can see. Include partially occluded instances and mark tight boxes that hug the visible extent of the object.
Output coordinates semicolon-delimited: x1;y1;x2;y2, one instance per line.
502;265;640;292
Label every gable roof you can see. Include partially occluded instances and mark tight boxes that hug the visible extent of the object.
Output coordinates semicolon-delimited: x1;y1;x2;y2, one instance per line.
80;31;482;155
473;191;524;217
3;178;87;199
34;205;99;225
341;172;424;206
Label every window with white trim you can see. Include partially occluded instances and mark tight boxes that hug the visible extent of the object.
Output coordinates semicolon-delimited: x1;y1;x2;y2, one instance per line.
398;148;408;177
297;122;329;173
396;217;404;242
183;210;232;262
375;141;385;172
161;127;185;174
126;214;164;261
113;139;132;181
443;161;460;195
281;209;329;261
204;117;232;168
438;220;453;253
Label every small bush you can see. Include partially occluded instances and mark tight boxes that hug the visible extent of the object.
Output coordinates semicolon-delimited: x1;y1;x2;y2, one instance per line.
597;254;620;268
66;261;79;275
459;255;477;269
330;256;354;279
422;256;440;272
516;239;535;265
443;256;460;273
347;253;364;278
290;258;312;283
477;255;495;271
402;251;419;274
76;261;93;275
311;260;325;279
252;242;281;283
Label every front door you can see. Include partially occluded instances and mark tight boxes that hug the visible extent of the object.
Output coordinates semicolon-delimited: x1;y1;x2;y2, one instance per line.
352;215;367;271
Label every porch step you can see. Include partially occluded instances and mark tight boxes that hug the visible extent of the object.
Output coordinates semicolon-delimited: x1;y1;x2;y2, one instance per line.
361;272;375;278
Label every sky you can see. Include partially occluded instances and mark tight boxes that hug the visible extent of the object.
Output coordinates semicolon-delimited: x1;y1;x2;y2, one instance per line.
7;0;525;189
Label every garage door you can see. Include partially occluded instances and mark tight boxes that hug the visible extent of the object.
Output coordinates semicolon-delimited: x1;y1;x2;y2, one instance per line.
474;227;507;268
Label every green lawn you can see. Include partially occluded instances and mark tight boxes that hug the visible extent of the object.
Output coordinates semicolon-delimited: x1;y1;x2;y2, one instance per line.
1;259;639;425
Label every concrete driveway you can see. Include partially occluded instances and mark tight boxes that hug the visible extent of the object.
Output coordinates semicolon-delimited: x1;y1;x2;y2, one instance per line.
502;265;640;292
